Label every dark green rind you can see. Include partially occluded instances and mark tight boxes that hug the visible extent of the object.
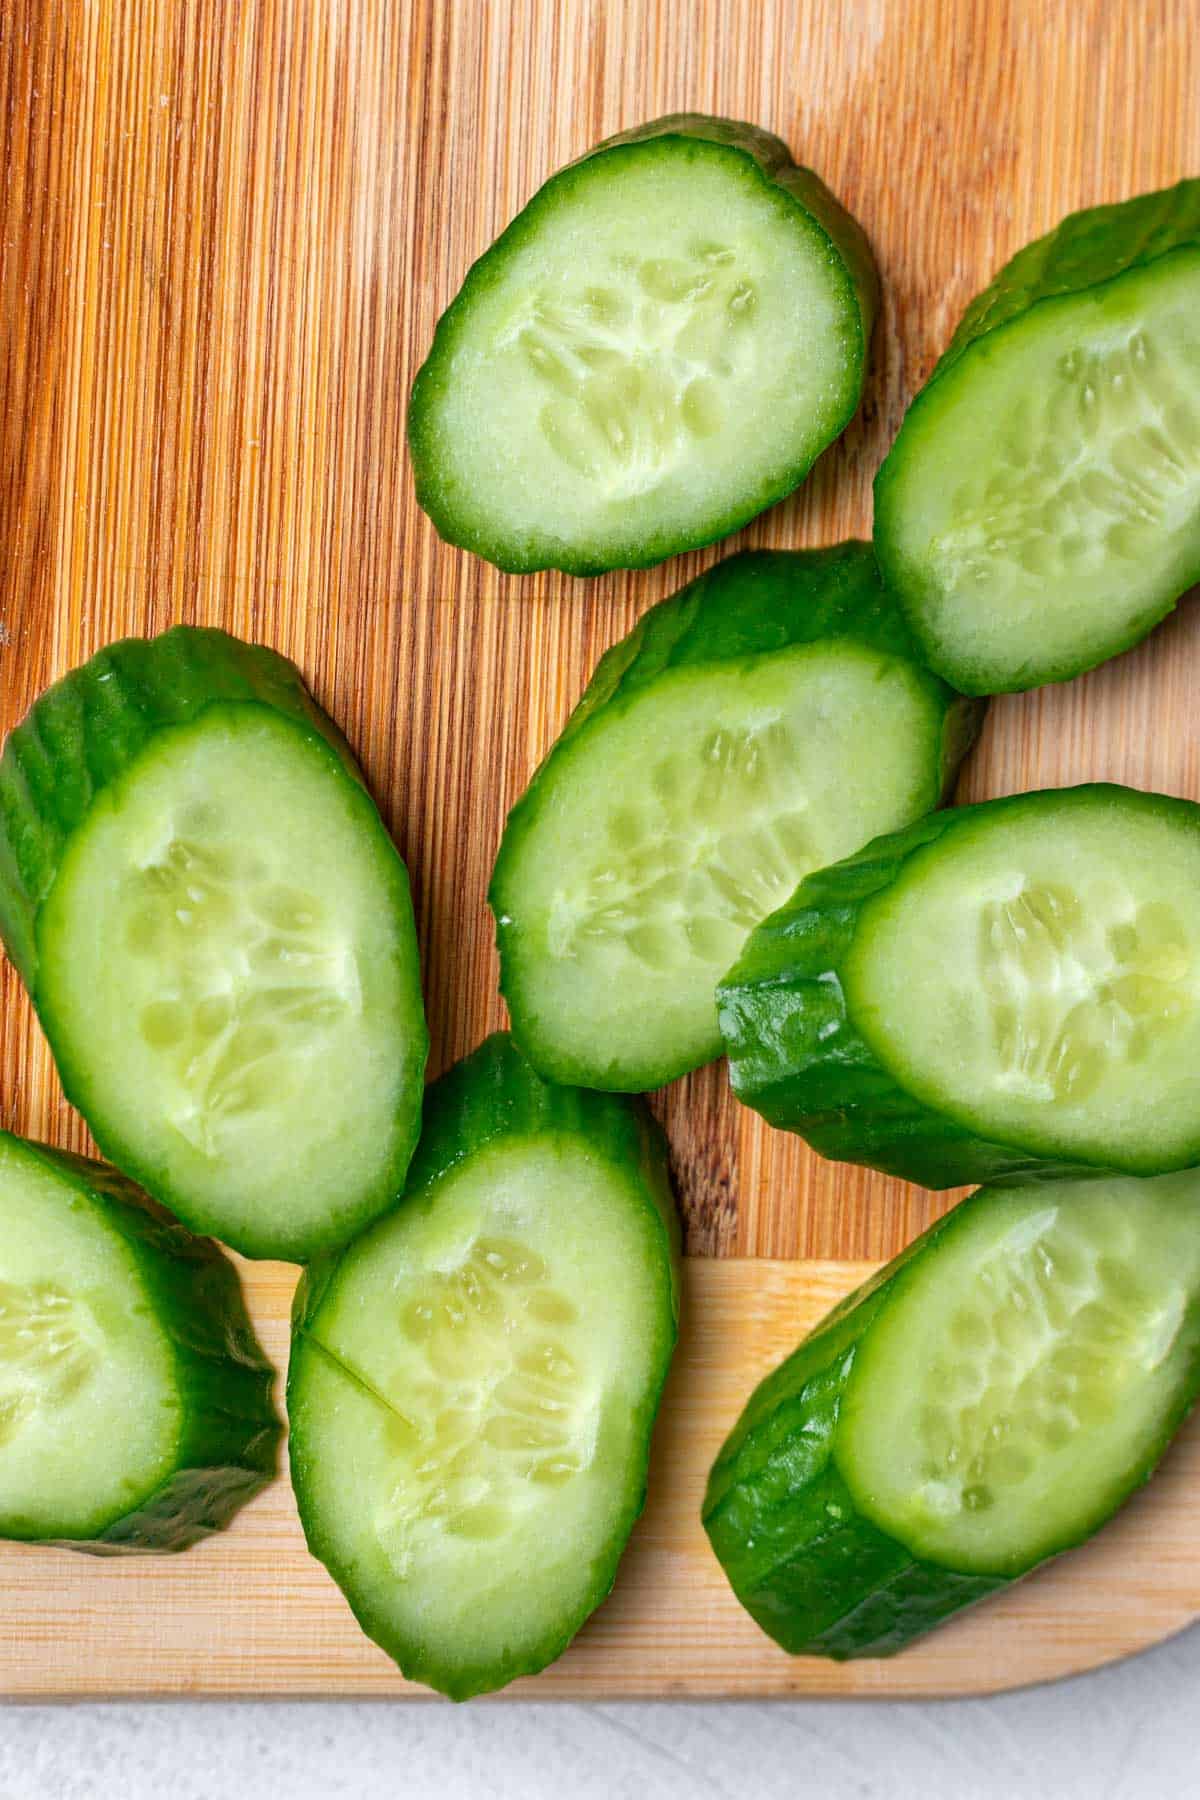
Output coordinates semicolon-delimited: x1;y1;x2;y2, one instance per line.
0;626;429;1262
491;544;984;1093
0;1129;279;1554
717;786;1200;1189
408;115;878;576
703;1215;1002;1657
288;1032;680;1700
702;1180;1200;1658
875;179;1200;695
0;627;362;990
937;180;1200;379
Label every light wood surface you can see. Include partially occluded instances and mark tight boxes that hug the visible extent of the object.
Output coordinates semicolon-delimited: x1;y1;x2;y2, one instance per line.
0;0;1197;1697
0;1257;1194;1700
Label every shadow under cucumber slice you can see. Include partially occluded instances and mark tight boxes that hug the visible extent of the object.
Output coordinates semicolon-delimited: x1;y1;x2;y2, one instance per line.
875;179;1200;694
409;114;877;575
288;1034;679;1700
704;1168;1200;1658
0;627;428;1262
491;544;982;1093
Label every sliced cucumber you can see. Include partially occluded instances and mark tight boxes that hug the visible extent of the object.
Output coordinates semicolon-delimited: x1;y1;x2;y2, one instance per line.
288;1033;679;1699
491;545;981;1092
875;180;1200;693
409;116;877;574
704;1168;1200;1657
720;784;1200;1187
0;628;427;1262
0;1129;278;1551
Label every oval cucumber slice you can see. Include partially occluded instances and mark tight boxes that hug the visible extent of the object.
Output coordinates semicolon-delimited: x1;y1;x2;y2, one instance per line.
288;1033;679;1700
720;785;1200;1187
841;1174;1200;1575
703;1169;1200;1658
0;629;428;1262
0;1130;278;1550
409;116;877;574
491;545;981;1092
875;180;1200;693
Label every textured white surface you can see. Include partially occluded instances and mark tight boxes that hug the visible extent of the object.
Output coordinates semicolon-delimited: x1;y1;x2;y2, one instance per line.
2;1622;1196;1799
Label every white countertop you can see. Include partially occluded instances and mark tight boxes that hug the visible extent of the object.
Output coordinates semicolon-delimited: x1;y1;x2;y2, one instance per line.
6;1620;1196;1798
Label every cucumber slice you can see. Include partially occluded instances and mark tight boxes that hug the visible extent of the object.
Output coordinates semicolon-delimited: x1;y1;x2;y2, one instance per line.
288;1033;679;1699
409;116;878;574
720;784;1200;1187
0;628;427;1261
0;1129;278;1551
491;545;981;1092
875;180;1200;693
703;1169;1200;1657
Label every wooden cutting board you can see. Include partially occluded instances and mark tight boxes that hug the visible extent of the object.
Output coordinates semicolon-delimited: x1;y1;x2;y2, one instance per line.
1;0;1198;1698
0;1257;1197;1700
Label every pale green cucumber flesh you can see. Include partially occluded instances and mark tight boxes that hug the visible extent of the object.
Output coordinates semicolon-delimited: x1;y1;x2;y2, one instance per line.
704;1171;1200;1660
37;706;426;1260
495;644;950;1090
289;1133;677;1699
0;1137;181;1539
410;134;866;573
840;1172;1200;1575
844;788;1200;1171
877;250;1200;692
0;1130;279;1553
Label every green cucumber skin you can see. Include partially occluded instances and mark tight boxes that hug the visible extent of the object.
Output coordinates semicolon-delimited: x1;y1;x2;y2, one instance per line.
0;1129;279;1554
492;544;984;1093
938;180;1200;379
875;180;1200;695
0;627;363;989
702;1223;1000;1658
717;785;1197;1190
702;1182;1200;1659
408;115;879;577
0;626;429;1261
289;1032;681;1701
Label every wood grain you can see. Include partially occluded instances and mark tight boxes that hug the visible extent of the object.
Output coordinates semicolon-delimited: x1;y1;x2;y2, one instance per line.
0;1256;1193;1700
0;0;1198;1696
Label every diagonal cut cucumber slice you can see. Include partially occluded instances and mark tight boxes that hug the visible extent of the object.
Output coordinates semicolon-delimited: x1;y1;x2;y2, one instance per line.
288;1034;679;1700
841;1174;1200;1574
720;785;1200;1186
0;629;427;1261
875;182;1200;693
410;116;877;574
492;546;980;1092
703;1169;1200;1659
0;1131;278;1550
844;787;1200;1171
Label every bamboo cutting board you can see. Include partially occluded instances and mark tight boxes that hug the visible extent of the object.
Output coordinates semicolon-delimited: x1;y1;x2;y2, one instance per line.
1;0;1199;1698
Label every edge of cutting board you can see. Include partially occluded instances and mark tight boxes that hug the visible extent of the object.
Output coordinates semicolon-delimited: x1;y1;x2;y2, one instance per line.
0;1256;1194;1701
